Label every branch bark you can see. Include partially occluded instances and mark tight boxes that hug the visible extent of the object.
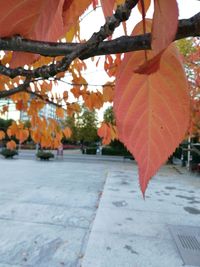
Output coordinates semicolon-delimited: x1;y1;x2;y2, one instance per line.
0;0;138;80
0;12;199;58
0;79;30;98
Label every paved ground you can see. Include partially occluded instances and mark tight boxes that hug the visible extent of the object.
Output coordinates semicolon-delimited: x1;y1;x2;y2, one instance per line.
0;158;110;267
0;155;199;267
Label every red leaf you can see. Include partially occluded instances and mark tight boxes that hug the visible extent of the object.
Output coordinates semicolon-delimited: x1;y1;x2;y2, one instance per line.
114;44;190;195
137;0;151;16
152;0;178;53
92;0;98;9
0;0;91;66
134;52;162;74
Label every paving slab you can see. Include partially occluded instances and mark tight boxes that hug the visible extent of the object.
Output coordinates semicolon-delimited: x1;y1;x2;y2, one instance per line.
82;165;200;267
0;159;113;267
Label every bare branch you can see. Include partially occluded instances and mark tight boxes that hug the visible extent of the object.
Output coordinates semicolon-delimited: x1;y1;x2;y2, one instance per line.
0;6;199;81
25;89;62;108
0;79;30;98
0;12;199;58
0;0;139;80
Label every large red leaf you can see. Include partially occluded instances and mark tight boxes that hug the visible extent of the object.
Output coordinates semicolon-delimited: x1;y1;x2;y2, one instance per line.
114;45;190;195
152;0;179;53
0;0;91;66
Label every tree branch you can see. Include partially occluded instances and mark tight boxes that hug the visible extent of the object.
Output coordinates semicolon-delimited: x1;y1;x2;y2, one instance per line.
0;6;199;81
25;89;62;108
0;79;61;108
0;12;199;58
0;79;30;98
0;0;138;80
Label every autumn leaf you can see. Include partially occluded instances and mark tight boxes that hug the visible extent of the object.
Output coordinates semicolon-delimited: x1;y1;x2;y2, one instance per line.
63;127;72;138
56;107;65;118
92;0;98;9
137;0;151;16
71;87;82;98
6;140;17;150
31;130;41;144
100;0;115;18
103;83;114;102
0;0;91;66
0;130;5;140
98;122;112;145
18;129;29;144
67;103;81;116
16;100;25;111
1;52;12;65
114;44;190;195
152;0;179;54
63;91;68;102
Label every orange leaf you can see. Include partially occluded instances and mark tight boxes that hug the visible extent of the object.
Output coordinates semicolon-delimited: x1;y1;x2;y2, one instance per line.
67;103;81;116
56;107;65;118
1;51;12;65
71;87;81;98
98;123;112;145
152;0;178;54
18;129;29;144
6;140;17;150
63;91;68;101
137;0;151;16
0;130;5;140
103;84;114;102
63;127;72;138
31;130;41;144
114;44;190;195
0;0;91;67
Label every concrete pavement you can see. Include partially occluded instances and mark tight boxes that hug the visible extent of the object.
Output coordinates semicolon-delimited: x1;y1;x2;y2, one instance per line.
81;164;200;267
0;159;109;266
0;157;199;266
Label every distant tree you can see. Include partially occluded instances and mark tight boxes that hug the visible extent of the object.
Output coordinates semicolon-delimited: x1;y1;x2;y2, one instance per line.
103;106;115;124
176;38;200;141
0;118;13;132
77;108;98;145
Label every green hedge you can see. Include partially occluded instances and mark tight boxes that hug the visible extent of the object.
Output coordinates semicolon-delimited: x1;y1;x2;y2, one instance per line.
102;147;133;157
36;151;54;160
85;147;96;155
0;148;18;158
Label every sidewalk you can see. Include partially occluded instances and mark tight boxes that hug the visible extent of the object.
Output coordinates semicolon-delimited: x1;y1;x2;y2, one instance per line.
82;164;200;267
0;158;199;266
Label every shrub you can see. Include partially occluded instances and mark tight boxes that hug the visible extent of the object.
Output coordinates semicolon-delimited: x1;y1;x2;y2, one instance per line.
85;147;97;154
0;148;18;158
36;151;54;160
102;147;133;158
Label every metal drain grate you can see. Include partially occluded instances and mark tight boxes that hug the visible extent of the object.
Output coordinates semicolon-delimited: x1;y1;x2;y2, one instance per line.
178;234;200;250
169;225;200;266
